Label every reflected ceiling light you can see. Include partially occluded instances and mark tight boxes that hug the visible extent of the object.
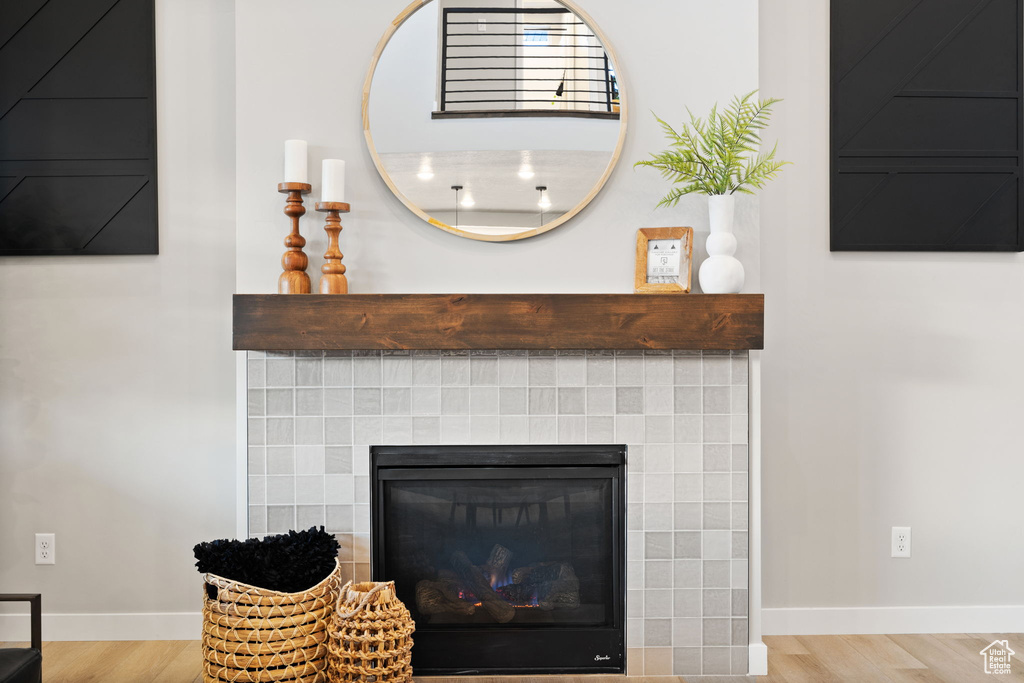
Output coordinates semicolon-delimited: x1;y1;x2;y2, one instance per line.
518;165;535;179
460;193;476;208
537;186;552;209
417;170;434;180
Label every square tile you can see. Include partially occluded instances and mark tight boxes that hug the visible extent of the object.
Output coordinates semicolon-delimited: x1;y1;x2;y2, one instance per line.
499;415;529;443
703;618;731;646
248;447;266;475
326;505;353;533
411;356;440;386
469;387;499;415
704;473;731;501
731;618;748;647
471;416;499;443
703;589;731;617
645;473;673;502
499;387;527;414
645;560;672;588
324;389;353;416
627;590;644;618
674;560;702;589
732;502;749;531
557;416;586;443
323;358;352;386
586;416;614;443
382;388;411;415
296;389;323;416
557;387;585;414
616;357;644;385
267;506;294;534
703;560;731;588
498;354;528;385
295;417;323;445
441;415;471;443
296;359;323;386
440;387;470;415
248;419;265;446
615;416;645;443
732;645;748;674
325;418;352;445
266;359;295;387
643;648;672;676
675;474;702;502
529;416;556;443
644;502;673;530
702;355;731;385
586;354;615;386
702;646;731;674
353;417;382;444
733;472;749;501
528;357;556;385
248;360;266;388
673;618;701;647
413;416;440;444
732;445;749;471
295;446;325;475
297;505;325;528
616;387;644;414
411;387;441;415
266;389;294;416
673;647;702;675
645;415;673;443
675;443;702;472
441;356;470;386
674;502;701;530
674;531;701;559
266;418;293;446
353;388;382;415
296;476;324;505
703;386;731;414
267;476;295;505
325;447;352;474
266;447;294;475
556;354;586;386
627;503;643;531
353;357;383;387
586;386;614;414
644;589;672;618
248;389;265;417
528;387;556;415
382;355;412;387
703;415;731;443
703;502;731;530
674;589;701;617
325;475;354;505
732;531;748;559
732;589;748;617
645;532;673;559
644;619;672;647
704;531;731;559
674;415;702;443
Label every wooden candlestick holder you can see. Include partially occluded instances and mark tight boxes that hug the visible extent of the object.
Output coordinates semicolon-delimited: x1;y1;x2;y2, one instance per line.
277;182;313;294
315;201;351;294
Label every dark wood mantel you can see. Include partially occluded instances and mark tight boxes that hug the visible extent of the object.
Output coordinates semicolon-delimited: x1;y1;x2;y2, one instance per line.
233;294;764;351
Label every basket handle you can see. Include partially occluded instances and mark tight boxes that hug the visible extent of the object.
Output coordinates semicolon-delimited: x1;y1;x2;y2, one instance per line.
335;580;393;619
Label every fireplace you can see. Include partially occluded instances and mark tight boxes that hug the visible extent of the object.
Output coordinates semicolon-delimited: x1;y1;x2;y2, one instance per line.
371;444;626;675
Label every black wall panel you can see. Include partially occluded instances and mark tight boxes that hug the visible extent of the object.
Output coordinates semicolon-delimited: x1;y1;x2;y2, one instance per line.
0;0;157;255
831;0;1023;251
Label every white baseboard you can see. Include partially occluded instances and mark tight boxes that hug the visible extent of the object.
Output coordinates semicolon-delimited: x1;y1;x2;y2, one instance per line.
763;605;1024;636
748;641;768;675
0;612;201;641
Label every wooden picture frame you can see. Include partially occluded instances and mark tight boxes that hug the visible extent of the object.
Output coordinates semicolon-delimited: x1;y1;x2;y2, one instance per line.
634;227;693;293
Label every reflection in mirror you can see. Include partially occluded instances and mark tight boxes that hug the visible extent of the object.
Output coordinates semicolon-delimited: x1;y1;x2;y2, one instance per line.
365;0;626;240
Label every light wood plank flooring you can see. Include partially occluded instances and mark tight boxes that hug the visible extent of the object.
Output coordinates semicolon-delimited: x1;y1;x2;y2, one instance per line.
1;634;1020;682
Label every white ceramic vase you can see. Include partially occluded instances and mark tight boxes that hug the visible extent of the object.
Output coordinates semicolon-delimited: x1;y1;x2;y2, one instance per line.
698;194;745;294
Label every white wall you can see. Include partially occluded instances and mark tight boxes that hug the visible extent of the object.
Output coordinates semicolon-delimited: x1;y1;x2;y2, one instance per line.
0;0;236;639
236;0;759;296
759;0;1024;633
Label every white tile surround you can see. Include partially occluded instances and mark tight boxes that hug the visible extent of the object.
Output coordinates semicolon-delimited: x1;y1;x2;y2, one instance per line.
246;349;749;676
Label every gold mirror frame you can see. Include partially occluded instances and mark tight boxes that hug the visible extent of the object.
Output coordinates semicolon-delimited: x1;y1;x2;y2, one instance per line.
362;0;628;242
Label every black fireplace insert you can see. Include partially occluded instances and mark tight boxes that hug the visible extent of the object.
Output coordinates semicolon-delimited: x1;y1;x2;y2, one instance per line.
371;444;626;675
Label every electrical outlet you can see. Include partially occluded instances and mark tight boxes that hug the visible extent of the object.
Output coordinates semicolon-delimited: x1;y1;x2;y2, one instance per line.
35;533;55;565
891;526;911;558
478;18;487;31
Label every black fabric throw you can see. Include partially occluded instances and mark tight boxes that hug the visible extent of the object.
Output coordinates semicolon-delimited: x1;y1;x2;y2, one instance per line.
194;526;340;594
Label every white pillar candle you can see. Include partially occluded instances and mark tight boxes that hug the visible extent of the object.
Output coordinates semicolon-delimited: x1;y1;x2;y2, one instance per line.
283;139;308;184
322;159;346;203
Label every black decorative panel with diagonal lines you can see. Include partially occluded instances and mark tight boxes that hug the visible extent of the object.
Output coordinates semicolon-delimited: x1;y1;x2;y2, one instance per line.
0;0;157;255
831;0;1023;251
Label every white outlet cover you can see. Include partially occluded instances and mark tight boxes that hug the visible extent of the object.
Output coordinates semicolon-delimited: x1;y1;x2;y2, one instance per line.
35;533;55;565
891;526;911;558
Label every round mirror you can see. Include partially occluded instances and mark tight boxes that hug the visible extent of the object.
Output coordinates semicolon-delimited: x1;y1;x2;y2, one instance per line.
363;0;626;241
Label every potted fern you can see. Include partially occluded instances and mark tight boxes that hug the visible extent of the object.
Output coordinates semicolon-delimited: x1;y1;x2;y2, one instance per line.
635;91;789;293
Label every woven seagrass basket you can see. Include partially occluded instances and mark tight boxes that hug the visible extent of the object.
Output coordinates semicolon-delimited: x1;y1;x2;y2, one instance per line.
327;581;415;683
202;558;343;683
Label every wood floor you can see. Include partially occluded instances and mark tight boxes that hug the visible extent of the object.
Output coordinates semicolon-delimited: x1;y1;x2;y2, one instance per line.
1;634;1021;682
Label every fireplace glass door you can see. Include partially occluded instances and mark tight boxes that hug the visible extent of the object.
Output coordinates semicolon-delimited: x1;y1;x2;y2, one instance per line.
372;445;625;675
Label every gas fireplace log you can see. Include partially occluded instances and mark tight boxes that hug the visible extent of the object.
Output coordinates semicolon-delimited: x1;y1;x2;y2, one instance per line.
510;561;571;586
415;580;477;616
451;551;516;623
484;543;513;581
